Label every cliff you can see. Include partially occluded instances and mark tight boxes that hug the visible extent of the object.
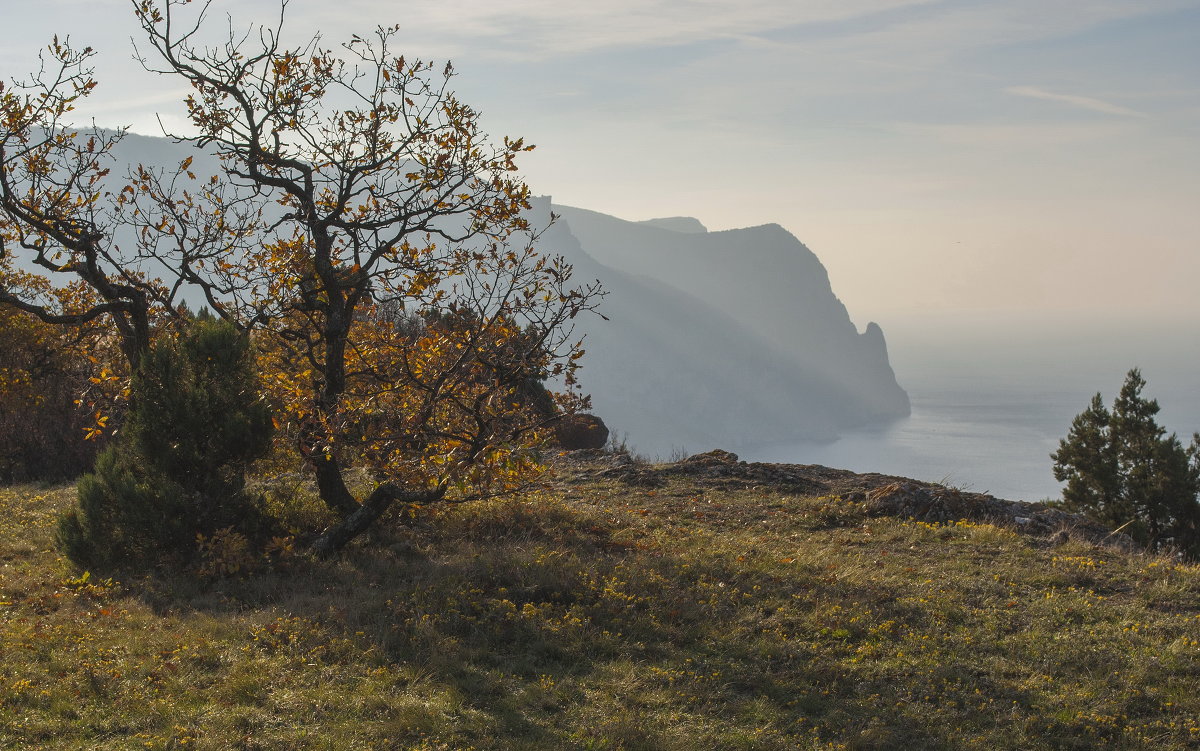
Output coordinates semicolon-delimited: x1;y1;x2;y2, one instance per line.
536;200;909;455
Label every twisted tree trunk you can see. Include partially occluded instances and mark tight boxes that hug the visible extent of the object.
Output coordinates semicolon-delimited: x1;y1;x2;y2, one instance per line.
311;482;444;557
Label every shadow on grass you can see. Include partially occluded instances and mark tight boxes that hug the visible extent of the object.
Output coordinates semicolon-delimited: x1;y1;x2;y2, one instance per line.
102;492;991;750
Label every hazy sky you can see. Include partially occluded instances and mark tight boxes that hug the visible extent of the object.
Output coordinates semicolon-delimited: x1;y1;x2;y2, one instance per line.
4;0;1198;329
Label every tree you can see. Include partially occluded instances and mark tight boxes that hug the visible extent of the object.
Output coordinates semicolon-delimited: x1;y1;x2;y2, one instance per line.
2;1;599;555
57;313;274;565
129;0;602;554
122;311;274;505
1052;369;1200;556
0;32;262;445
1052;393;1122;527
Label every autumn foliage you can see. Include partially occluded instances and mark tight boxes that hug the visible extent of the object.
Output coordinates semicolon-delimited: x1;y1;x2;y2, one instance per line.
1;0;602;560
129;0;601;554
0;308;104;482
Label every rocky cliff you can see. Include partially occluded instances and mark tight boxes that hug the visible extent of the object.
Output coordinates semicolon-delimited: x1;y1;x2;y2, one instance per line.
532;199;909;456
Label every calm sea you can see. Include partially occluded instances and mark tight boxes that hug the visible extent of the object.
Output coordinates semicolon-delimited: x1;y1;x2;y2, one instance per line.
740;320;1200;503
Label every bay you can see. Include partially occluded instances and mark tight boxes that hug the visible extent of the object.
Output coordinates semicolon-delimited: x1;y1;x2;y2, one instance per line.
740;319;1200;503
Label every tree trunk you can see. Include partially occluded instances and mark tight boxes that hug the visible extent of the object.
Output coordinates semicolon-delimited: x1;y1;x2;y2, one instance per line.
304;287;361;518
311;482;443;557
311;451;360;517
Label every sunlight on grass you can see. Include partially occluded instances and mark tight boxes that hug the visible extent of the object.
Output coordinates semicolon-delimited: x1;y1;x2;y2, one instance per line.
1;470;1199;749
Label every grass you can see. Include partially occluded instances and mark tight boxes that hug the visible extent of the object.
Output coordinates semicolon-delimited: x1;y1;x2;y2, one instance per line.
2;458;1199;750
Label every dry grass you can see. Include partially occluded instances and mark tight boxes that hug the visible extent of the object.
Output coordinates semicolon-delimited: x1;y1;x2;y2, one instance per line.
2;461;1199;750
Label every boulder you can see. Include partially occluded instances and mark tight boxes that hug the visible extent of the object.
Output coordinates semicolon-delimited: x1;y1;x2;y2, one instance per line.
552;414;609;450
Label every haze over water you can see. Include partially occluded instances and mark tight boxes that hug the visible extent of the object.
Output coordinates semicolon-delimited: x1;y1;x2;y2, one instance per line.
741;317;1200;503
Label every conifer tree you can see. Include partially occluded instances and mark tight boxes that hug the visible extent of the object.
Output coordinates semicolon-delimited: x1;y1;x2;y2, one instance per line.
1052;393;1121;526
1053;369;1200;556
57;314;273;565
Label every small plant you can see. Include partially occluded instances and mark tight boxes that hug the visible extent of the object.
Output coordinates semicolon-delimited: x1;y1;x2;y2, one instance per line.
605;429;632;455
196;527;256;578
667;445;691;463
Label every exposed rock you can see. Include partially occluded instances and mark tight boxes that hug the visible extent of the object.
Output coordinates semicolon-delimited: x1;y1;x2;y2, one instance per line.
678;449;740;468
551;414;609;450
863;482;971;524
552;450;1128;548
858;480;1114;541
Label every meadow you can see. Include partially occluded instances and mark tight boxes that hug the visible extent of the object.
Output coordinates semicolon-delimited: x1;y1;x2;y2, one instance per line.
1;453;1198;750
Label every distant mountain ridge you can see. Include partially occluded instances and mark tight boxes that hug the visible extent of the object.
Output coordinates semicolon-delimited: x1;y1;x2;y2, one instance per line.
635;216;708;234
530;199;909;456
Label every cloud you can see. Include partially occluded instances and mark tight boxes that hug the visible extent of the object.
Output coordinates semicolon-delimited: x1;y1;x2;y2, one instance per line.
296;0;940;60
890;120;1135;147
788;0;1195;71
1004;86;1148;117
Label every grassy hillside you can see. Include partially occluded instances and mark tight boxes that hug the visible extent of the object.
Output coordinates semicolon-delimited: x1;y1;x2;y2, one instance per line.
2;451;1199;750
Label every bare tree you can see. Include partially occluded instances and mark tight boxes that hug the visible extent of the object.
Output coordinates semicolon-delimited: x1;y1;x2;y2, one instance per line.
131;0;602;553
0;37;264;375
0;39;159;369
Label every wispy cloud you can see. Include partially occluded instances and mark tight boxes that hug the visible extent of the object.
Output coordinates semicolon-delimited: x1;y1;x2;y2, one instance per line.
790;0;1195;71
890;120;1134;147
300;0;940;60
1004;85;1148;117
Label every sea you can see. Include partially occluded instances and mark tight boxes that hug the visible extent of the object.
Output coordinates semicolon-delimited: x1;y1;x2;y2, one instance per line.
740;318;1200;503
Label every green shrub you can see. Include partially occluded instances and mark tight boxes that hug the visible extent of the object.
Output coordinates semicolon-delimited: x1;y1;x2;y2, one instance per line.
124;312;274;504
57;446;193;564
1052;369;1200;557
57;314;274;566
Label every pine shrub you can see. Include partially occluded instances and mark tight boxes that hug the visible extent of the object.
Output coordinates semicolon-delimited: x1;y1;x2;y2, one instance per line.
1052;369;1200;557
57;314;274;566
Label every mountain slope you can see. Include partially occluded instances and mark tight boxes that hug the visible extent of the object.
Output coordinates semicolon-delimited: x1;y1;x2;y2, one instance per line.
554;204;909;425
8;129;909;455
535;207;847;453
539;202;907;454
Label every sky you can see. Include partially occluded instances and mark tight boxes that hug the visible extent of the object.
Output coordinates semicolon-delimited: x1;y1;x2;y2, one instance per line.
3;0;1198;333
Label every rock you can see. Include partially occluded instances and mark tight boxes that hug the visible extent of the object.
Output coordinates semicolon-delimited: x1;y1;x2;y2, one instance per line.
552;414;609;450
681;449;740;468
548;450;1131;551
864;482;968;524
